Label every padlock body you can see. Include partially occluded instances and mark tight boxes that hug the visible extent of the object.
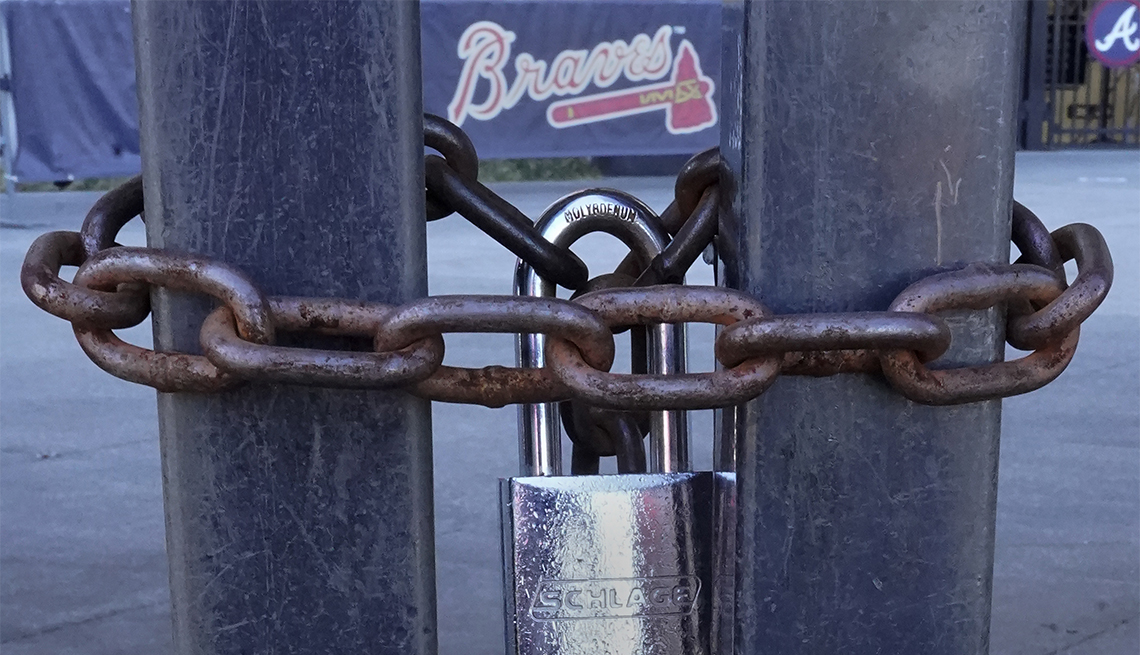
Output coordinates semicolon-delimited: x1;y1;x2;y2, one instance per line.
501;473;714;655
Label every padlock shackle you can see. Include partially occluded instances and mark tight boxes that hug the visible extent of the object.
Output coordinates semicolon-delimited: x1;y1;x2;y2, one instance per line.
515;189;688;476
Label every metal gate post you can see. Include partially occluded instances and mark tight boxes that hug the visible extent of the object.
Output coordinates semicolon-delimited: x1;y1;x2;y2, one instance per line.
132;2;434;653
721;2;1024;652
0;8;15;197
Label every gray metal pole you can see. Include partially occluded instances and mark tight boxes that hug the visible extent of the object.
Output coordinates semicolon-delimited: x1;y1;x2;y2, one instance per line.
132;2;434;653
0;8;16;197
721;2;1024;652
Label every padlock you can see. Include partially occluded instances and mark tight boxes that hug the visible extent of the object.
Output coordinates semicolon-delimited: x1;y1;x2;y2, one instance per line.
503;189;714;655
513;189;688;476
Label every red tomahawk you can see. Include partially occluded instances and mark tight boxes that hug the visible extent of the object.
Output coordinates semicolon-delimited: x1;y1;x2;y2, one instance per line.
547;41;717;134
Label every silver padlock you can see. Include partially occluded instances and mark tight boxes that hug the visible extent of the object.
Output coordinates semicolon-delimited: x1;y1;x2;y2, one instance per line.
514;189;688;475
503;189;713;655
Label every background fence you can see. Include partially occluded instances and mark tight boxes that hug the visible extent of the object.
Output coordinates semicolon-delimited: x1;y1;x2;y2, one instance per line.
1;0;1137;187
1022;0;1140;149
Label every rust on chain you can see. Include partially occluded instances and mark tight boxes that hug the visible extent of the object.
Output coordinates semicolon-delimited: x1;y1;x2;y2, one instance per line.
1006;223;1113;351
658;202;685;237
614;202;684;279
635;185;719;286
201;299;445;388
545;286;781;410
375;295;615;407
13;124;1114;409
423;155;588;289
780;350;882;376
424;114;480;221
73;326;239;393
674;147;720;220
1011;201;1065;274
889;262;1065;314
79;175;144;258
882;329;1078;406
21;231;150;329
1008;200;1066;321
76;175;152;325
375;295;614;369
268;296;390;334
561;402;648;475
413;365;572;407
74;247;275;344
564;272;649;470
880;263;1076;405
614;148;719;281
574;285;769;327
716;312;952;368
67;248;276;393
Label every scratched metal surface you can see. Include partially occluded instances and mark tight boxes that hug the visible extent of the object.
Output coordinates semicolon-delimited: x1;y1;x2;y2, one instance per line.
132;2;436;653
501;473;714;655
514;189;685;477
0;154;1137;654
721;2;1023;652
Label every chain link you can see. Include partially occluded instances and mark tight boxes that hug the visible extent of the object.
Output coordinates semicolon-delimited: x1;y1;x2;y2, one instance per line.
716;312;952;367
1006;223;1113;351
79;174;145;257
423;153;588;289
22;231;150;330
614;146;720;285
562;272;649;473
545;286;782;410
72;247;274;392
201;298;445;389
424;114;479;222
377;295;613;407
20;116;1114;409
880;263;1078;405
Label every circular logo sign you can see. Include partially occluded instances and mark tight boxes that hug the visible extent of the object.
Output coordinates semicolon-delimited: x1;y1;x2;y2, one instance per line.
1086;0;1140;68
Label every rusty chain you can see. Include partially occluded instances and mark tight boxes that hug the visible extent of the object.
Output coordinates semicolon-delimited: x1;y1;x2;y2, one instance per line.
21;116;1113;412
565;147;721;468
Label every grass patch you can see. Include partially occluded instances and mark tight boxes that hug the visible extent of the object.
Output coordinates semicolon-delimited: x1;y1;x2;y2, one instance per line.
14;176;135;193
478;157;601;182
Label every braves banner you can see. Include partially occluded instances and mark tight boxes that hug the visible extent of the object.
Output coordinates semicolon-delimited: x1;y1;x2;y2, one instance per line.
2;0;720;182
422;0;721;159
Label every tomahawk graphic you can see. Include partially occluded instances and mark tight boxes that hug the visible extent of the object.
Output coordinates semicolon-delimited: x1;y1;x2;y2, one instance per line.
546;41;717;134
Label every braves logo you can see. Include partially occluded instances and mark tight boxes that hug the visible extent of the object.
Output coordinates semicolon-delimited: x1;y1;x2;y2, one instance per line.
448;21;716;134
1087;0;1140;68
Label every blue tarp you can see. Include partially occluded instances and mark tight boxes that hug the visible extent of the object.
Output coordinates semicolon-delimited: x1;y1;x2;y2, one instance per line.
4;0;139;181
3;0;720;182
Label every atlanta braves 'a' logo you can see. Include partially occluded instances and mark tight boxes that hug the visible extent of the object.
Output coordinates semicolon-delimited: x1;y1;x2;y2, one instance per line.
447;21;716;135
1087;0;1140;68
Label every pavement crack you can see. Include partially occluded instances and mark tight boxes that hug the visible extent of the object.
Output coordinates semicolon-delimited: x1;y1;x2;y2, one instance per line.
0;438;158;462
0;597;166;644
1047;615;1136;654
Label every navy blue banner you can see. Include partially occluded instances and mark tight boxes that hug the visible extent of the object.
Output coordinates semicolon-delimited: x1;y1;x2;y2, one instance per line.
422;0;721;159
3;0;720;182
3;0;140;182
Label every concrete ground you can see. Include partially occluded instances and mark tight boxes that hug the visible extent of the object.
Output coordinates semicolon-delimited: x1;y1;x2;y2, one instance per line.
0;150;1137;654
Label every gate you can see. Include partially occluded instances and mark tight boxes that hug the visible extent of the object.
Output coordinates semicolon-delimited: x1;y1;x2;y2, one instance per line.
1022;0;1140;149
